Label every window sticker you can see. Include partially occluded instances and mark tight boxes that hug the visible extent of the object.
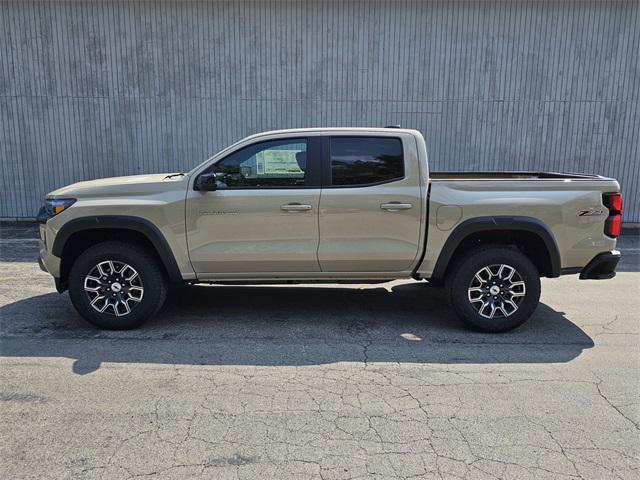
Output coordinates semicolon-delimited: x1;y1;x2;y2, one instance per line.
257;149;303;175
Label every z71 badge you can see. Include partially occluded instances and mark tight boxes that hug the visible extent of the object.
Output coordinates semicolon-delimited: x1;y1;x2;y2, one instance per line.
577;208;605;217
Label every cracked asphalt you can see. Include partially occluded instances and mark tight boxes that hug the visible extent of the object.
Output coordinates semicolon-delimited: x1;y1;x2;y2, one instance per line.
1;223;638;479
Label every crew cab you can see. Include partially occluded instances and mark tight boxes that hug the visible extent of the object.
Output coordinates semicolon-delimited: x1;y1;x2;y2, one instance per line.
38;128;622;331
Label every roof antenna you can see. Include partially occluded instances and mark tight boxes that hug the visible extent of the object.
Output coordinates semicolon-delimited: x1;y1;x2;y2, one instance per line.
385;124;401;128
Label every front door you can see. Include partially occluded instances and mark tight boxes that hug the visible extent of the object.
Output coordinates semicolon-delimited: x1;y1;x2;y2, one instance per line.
186;137;322;275
318;135;423;272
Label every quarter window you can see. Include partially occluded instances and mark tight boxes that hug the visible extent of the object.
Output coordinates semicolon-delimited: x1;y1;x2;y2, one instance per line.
211;139;308;188
330;137;404;186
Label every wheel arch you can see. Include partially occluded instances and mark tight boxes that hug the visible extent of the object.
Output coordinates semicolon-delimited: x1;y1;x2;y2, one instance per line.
53;216;183;290
430;216;561;281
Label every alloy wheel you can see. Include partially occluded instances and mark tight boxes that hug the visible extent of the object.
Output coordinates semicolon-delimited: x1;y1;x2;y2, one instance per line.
467;264;526;319
83;260;144;316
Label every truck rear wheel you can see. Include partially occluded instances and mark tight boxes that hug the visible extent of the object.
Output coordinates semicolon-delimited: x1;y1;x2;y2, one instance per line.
445;246;541;332
68;241;168;330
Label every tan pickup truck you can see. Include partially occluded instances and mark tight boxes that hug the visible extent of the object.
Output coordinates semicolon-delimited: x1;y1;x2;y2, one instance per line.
38;128;623;332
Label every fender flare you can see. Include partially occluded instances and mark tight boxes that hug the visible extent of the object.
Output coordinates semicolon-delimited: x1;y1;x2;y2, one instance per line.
430;216;561;280
52;215;183;282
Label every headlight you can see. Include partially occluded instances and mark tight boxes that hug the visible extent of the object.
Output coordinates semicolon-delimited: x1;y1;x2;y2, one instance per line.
37;198;76;223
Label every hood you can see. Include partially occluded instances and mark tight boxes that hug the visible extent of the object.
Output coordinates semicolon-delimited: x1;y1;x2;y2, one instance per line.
48;173;188;199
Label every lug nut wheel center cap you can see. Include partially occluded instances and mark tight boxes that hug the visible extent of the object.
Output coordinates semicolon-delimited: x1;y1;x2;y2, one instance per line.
489;285;500;295
111;282;122;292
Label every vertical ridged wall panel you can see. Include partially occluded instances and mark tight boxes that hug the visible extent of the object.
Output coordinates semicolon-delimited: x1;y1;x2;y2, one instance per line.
1;1;638;220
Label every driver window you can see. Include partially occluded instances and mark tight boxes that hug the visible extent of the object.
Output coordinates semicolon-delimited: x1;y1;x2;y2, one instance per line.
211;139;308;188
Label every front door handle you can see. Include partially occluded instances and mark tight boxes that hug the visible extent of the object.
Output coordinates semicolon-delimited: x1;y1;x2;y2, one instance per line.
281;203;312;212
381;202;413;212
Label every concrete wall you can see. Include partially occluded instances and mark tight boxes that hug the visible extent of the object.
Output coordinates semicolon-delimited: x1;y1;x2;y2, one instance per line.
1;1;638;221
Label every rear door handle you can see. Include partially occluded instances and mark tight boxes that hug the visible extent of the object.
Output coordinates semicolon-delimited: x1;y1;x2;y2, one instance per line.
381;202;413;212
281;203;312;212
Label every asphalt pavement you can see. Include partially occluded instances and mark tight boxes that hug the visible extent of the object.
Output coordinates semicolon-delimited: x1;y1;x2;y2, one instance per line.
1;223;638;479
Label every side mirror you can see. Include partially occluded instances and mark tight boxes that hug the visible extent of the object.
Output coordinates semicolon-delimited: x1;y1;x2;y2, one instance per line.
194;172;217;191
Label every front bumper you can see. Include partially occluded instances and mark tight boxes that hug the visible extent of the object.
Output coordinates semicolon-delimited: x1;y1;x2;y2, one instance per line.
38;223;65;291
38;240;60;275
579;250;621;280
39;248;66;292
38;254;47;272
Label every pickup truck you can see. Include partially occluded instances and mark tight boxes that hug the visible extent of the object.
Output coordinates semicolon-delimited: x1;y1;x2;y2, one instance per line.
38;128;623;332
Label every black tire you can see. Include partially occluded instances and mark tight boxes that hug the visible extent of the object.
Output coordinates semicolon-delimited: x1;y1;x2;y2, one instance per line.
445;246;541;332
68;241;168;330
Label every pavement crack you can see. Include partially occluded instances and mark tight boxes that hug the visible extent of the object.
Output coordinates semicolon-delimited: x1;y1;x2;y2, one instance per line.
594;377;639;430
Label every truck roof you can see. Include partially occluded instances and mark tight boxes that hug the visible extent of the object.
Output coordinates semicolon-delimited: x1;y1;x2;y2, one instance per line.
244;127;421;138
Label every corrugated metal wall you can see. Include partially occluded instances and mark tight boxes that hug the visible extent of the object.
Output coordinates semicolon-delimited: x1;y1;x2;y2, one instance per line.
1;1;639;221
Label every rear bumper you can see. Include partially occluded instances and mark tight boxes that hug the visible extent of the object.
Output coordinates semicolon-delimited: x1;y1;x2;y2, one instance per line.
579;250;621;280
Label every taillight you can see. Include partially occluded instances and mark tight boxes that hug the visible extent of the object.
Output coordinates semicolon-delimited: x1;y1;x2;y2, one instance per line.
603;193;623;238
604;193;622;213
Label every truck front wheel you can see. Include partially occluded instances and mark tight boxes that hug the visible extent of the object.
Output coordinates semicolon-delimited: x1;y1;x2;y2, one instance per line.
445;247;541;332
68;241;168;330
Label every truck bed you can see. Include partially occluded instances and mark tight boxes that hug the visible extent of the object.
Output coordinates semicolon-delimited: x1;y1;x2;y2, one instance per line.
419;169;620;280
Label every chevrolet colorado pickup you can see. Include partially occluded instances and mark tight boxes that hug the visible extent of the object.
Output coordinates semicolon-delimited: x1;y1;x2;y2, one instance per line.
38;128;622;332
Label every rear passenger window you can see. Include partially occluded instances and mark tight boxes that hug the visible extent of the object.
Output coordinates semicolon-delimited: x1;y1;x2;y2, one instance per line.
330;137;404;186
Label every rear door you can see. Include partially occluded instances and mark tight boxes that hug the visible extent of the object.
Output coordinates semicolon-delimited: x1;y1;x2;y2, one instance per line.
186;136;322;275
318;134;423;272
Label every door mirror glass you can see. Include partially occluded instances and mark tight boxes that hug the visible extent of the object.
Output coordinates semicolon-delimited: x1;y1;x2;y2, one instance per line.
194;172;217;191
